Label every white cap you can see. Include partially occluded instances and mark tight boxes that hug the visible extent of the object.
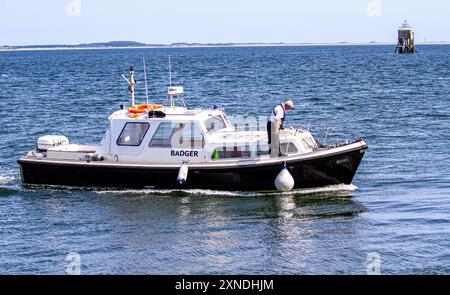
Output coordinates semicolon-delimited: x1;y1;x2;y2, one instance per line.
285;100;294;109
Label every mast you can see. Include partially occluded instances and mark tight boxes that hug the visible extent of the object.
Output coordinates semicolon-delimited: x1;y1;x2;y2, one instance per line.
129;66;136;106
164;55;187;110
143;58;149;111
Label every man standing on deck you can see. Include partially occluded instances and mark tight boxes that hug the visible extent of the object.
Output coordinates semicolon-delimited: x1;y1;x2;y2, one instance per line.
267;100;294;158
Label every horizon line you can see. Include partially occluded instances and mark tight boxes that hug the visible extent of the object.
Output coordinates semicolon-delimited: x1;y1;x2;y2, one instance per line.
1;40;450;52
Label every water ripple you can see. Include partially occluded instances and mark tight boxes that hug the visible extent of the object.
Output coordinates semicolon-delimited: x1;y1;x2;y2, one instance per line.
0;45;449;274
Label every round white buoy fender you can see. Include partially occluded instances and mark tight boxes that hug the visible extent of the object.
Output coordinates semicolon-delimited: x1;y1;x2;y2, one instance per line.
275;165;295;192
177;162;189;184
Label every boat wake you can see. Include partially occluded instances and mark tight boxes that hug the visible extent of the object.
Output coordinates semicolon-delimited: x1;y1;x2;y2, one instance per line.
94;184;358;197
0;175;15;185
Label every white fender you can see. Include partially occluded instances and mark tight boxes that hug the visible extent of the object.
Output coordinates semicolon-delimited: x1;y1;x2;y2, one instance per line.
275;165;295;192
177;162;189;184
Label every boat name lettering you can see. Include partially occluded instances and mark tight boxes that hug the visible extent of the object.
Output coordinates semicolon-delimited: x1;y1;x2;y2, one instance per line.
171;150;199;157
336;158;349;165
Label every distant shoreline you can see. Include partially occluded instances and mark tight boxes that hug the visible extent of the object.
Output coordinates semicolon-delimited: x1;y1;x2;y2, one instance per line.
1;41;449;52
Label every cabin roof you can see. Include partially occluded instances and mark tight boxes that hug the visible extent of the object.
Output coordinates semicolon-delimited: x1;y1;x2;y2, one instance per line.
109;107;226;122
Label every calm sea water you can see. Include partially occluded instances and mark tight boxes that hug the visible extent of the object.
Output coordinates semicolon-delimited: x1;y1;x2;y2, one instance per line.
0;45;449;274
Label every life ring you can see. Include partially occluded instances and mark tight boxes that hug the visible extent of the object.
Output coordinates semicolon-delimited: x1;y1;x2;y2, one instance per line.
128;104;163;114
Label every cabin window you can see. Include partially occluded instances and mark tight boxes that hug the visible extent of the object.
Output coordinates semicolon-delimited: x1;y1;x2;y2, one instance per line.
212;144;251;160
117;122;150;146
257;141;269;156
149;122;204;149
301;138;316;150
204;115;226;133
280;142;299;154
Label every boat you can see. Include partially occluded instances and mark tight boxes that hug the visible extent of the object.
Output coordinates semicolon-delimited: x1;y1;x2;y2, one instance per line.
18;65;368;192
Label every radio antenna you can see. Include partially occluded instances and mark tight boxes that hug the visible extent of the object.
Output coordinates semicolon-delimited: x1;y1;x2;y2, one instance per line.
168;54;172;87
143;57;149;112
121;75;130;84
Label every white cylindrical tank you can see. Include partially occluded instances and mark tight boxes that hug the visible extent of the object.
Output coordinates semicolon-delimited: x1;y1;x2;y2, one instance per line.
275;165;295;192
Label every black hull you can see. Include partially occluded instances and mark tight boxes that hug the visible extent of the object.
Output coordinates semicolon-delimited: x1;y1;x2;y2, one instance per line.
18;146;367;191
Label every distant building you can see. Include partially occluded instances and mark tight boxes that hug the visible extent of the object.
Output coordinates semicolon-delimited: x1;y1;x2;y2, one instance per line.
395;20;417;54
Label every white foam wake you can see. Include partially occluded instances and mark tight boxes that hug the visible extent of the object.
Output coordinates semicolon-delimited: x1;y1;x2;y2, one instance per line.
0;175;15;185
95;184;358;197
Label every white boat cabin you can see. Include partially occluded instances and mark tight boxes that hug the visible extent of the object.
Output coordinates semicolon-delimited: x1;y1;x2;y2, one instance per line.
33;75;317;164
93;105;317;163
37;103;317;164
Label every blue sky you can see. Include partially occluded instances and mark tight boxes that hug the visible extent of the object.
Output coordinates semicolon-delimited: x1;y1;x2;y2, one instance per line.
0;0;449;45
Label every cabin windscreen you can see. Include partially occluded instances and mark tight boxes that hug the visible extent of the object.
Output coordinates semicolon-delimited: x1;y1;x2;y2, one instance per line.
301;137;316;150
280;142;298;154
117;122;150;146
204;115;227;133
149;122;204;149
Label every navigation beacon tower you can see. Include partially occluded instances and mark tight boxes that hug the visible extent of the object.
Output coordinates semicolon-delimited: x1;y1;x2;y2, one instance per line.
395;20;417;54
